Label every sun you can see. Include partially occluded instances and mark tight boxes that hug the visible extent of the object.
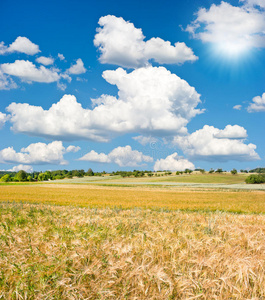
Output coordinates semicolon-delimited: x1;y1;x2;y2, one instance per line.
213;39;250;59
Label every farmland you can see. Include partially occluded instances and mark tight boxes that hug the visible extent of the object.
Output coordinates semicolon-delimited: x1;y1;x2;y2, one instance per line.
0;173;265;299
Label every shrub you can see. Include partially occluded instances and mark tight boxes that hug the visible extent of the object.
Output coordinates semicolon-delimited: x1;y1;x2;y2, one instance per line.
245;174;265;184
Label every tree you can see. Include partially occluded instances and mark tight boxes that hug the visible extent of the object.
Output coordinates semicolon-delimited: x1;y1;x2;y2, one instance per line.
200;169;205;174
209;169;214;174
231;169;237;175
86;168;94;176
27;175;33;181
245;174;265;184
215;168;223;173
15;170;27;182
1;174;11;182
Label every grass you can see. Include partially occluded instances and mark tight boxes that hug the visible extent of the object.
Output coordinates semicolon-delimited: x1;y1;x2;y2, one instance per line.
95;173;249;184
0;185;264;214
0;202;265;299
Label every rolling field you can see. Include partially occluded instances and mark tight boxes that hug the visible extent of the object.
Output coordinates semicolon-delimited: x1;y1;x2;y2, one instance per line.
0;175;265;299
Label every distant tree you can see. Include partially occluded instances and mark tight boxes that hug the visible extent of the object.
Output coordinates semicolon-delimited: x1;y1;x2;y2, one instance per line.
215;168;223;173
38;173;49;181
209;169;214;174
87;168;94;176
200;169;205;174
1;174;11;182
27;175;33;182
245;174;265;184
15;170;27;182
231;169;237;175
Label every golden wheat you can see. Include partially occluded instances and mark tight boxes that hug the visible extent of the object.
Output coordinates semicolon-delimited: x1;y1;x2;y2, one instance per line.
0;184;264;213
0;202;264;299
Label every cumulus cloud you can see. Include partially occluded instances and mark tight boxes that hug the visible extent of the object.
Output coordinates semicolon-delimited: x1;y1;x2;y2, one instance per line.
186;1;265;51
94;15;197;68
213;125;247;139
36;56;54;66
0;70;17;90
6;66;203;141
233;104;242;110
154;153;195;171
0;141;77;165
174;125;260;161
67;58;86;75
66;145;81;153
247;93;265;112
0;37;40;55
0;112;8;129
79;145;153;167
1;164;33;173
1;60;60;83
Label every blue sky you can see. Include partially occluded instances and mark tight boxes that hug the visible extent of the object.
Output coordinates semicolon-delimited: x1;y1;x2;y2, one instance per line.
0;0;264;173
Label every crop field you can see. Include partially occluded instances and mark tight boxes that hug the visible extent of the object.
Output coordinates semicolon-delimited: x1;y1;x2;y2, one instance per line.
0;184;265;213
0;202;265;299
0;177;265;299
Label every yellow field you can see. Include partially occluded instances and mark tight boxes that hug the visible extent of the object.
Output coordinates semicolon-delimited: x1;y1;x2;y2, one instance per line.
0;184;264;213
0;202;265;299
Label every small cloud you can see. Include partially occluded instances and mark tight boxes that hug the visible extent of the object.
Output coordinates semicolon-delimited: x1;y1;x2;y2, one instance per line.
0;36;40;55
76;77;88;82
79;145;153;167
66;145;81;153
58;53;65;61
233;104;242;110
154;153;195;171
1;60;60;83
247;93;265;112
36;56;54;66
67;58;86;75
1;164;33;173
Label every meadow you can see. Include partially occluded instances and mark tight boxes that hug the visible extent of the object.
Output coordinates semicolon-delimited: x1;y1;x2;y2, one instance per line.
0;174;265;299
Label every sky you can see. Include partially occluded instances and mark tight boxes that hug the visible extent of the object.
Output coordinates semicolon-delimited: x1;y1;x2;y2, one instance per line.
0;0;264;173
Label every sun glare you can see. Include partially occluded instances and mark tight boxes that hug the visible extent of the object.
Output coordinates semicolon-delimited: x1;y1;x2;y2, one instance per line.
214;40;250;59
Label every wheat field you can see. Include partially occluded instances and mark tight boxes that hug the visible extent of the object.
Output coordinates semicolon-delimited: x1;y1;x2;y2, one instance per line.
0;202;265;299
0;184;265;213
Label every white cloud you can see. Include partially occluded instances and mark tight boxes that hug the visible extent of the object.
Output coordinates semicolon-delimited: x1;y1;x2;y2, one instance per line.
79;150;110;163
58;53;65;61
79;145;153;167
94;15;197;68
213;125;247;139
36;56;54;66
1;164;33;173
154;153;195;171
174;125;260;161
241;0;265;8
133;135;158;146
0;37;40;55
247;93;265;112
233;104;242;110
0;141;76;165
186;1;265;52
0;70;17;90
0;112;8;129
6;66;203;141
1;60;60;83
66;145;81;153
67;58;86;75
